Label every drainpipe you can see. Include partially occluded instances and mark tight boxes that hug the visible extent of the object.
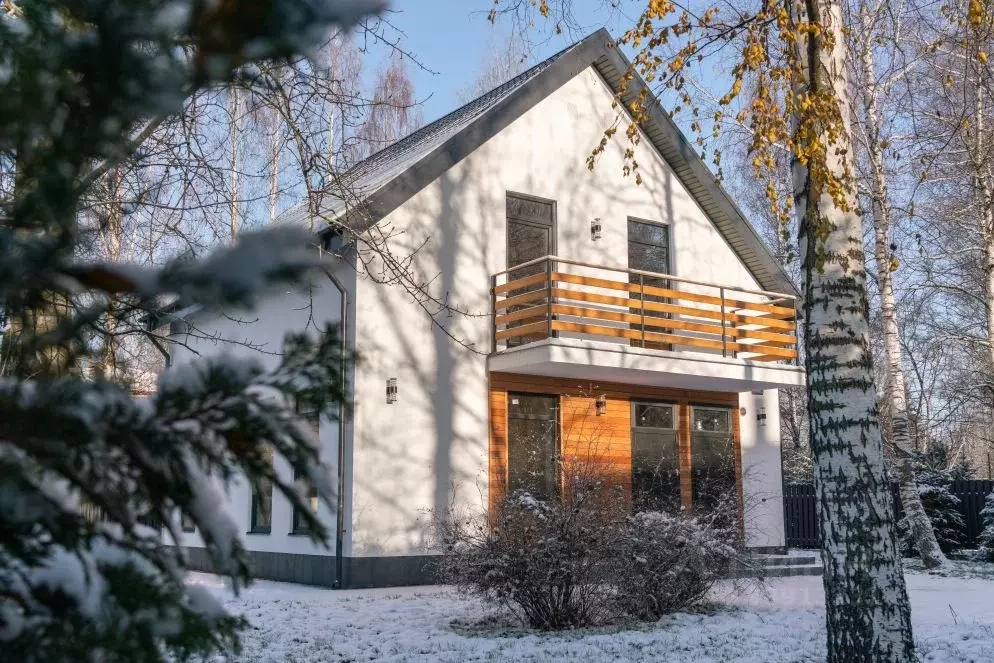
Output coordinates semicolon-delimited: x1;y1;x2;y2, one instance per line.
323;269;350;589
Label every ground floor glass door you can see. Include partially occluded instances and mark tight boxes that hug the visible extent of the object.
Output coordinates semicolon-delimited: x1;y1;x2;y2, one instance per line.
631;401;681;512
690;406;736;527
507;393;560;500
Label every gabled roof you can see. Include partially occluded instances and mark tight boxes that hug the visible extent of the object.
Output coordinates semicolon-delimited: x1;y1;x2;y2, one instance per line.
281;29;798;297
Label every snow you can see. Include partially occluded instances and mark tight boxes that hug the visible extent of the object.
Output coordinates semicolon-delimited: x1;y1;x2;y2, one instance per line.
188;567;994;662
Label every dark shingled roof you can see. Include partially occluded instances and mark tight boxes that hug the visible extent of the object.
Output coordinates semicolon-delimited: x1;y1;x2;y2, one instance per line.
278;29;798;297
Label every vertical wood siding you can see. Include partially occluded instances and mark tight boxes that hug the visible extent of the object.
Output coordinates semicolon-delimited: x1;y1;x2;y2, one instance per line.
488;373;742;518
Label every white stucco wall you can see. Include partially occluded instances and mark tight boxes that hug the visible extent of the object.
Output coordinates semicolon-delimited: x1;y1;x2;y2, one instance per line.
349;65;785;557
168;266;354;557
739;389;786;548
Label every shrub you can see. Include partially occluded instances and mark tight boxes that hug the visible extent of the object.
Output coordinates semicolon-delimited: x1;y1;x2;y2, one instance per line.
436;484;753;629
611;498;754;621
437;486;623;629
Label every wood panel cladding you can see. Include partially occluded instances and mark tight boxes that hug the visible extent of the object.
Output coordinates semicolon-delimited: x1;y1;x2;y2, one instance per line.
488;372;742;518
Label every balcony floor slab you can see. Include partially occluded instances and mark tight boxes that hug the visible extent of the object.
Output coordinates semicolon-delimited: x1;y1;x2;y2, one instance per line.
488;338;805;392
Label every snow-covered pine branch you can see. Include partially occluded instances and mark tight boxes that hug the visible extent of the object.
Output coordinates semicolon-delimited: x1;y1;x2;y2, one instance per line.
0;0;377;660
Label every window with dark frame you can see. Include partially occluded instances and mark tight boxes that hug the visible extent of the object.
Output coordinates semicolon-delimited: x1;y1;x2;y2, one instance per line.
630;401;681;513
180;512;196;533
505;193;556;347
291;399;321;534
249;444;274;534
506;392;560;501
627;218;672;350
690;406;737;527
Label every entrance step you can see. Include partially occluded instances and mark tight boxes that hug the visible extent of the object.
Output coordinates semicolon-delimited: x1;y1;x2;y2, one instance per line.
741;550;823;578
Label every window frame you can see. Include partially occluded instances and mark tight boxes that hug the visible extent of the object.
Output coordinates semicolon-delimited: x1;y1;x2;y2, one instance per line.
630;400;681;513
249;445;274;535
688;404;737;521
626;217;672;277
506;391;561;501
290;399;322;535
505;191;557;270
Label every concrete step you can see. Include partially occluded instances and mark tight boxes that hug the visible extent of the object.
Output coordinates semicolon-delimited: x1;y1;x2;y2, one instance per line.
751;554;819;567
759;564;823;578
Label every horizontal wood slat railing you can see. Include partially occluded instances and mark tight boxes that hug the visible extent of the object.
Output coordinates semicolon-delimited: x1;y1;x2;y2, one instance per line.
490;256;799;364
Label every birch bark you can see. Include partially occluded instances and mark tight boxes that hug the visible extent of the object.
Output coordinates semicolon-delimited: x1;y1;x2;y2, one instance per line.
856;12;947;569
793;0;915;659
228;88;241;240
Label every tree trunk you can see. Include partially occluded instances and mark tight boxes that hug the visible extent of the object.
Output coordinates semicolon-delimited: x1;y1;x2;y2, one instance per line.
794;1;915;659
971;87;994;401
857;16;947;569
101;166;123;382
269;118;280;225
228;88;241;241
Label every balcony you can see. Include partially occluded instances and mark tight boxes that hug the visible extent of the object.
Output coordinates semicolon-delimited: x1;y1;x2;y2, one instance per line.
488;256;803;392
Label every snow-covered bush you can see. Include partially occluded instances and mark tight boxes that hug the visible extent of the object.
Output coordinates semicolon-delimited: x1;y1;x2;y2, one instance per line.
437;481;751;628
975;492;994;562
610;498;754;620
437;484;625;630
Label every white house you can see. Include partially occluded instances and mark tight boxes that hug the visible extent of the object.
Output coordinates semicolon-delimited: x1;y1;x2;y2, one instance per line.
167;29;805;588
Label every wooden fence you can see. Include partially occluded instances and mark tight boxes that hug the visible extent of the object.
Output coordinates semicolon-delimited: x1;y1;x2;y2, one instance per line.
784;480;994;549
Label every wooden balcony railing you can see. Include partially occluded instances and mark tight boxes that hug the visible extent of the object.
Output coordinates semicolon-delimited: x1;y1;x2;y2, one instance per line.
490;256;798;364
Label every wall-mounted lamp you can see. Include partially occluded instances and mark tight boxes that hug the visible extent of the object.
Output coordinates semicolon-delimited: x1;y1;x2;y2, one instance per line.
591;217;602;242
757;405;767;427
595;394;608;416
386;377;398;404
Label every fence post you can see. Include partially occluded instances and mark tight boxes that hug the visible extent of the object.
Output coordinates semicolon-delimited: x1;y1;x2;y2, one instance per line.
719;287;727;358
640;273;646;346
490;273;497;354
546;257;555;339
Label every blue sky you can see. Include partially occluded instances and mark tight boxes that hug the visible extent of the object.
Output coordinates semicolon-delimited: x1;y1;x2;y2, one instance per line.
380;1;638;123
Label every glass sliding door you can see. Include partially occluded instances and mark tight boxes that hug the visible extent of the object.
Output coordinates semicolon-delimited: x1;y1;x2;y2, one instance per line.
690;406;737;527
506;193;555;346
627;218;671;349
507;393;560;500
630;401;681;513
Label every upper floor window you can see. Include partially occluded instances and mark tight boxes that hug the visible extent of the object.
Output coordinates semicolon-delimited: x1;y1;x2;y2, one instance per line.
628;218;671;276
628;219;672;349
506;193;555;271
505;193;556;346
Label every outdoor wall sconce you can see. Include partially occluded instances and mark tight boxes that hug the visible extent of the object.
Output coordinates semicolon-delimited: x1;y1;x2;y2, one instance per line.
591;217;602;242
595;394;608;416
386;378;398;404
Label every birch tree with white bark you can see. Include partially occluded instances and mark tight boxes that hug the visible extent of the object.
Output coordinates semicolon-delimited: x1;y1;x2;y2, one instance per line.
849;0;947;568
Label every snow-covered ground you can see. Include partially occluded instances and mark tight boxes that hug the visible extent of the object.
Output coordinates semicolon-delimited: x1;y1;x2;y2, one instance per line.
191;566;994;662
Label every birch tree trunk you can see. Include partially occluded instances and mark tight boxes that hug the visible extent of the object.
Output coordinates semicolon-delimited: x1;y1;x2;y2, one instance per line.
269;121;280;224
857;15;947;569
228;88;241;241
793;0;915;659
968;87;994;395
101;166;123;382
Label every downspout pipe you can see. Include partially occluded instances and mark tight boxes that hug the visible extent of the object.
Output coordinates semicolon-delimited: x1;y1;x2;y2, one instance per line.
322;269;350;589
